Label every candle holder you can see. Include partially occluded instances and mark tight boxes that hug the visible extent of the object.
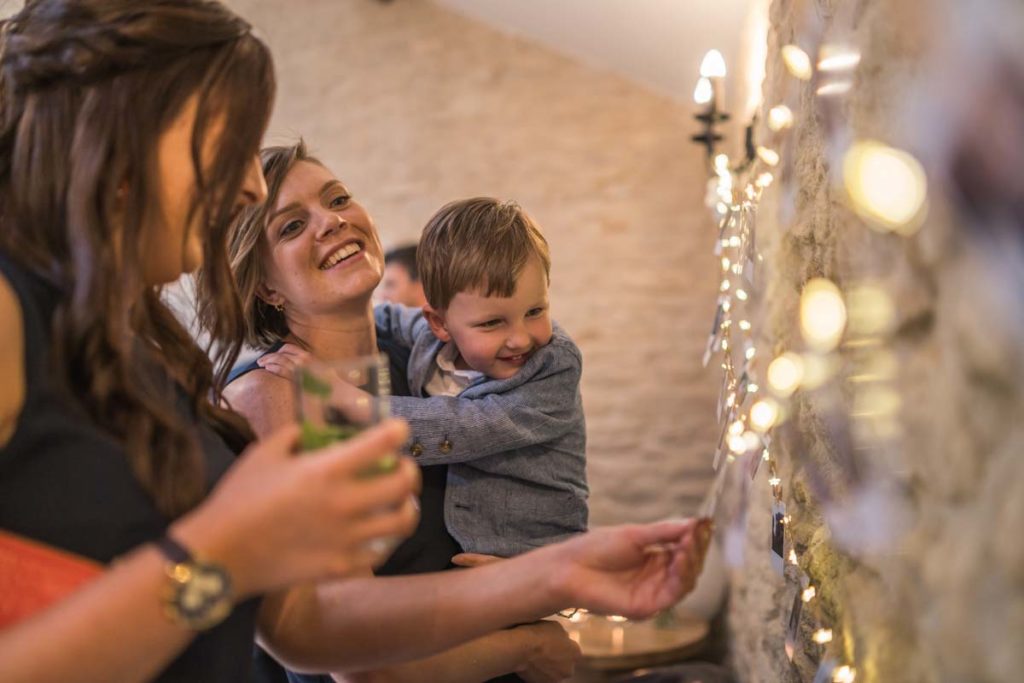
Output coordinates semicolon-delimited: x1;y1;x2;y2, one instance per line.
691;50;757;174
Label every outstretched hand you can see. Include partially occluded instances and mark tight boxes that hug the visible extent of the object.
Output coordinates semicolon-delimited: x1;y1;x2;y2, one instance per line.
552;518;711;620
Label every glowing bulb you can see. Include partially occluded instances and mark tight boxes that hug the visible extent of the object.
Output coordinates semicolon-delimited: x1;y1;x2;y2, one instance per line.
721;257;731;271
756;172;774;188
833;666;857;683
768;476;781;487
768;352;805;397
728;433;749;454
700;49;727;78
729;420;745;436
846;283;897;335
762;449;770;461
748;383;759;393
812;629;834;644
802;586;816;602
757;147;780;166
782;45;813;80
720;279;731;292
767;104;794;131
743;431;761;452
800;279;847;352
745;346;756;360
738;320;752;331
818;45;861;72
817;81;853;97
852;386;902;417
749;399;780;431
843;140;928;234
694;77;713;105
607;615;629;622
736;289;749;301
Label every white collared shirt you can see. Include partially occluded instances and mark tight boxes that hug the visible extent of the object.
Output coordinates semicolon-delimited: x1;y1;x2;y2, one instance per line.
423;342;485;397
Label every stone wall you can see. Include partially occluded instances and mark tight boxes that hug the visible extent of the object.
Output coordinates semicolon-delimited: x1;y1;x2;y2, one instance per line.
726;0;1024;681
225;0;722;524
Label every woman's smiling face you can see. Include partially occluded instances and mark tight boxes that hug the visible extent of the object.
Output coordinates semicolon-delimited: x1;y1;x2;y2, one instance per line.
259;160;384;315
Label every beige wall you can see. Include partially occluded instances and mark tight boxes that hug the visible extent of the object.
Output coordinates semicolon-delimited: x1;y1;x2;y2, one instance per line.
227;0;722;524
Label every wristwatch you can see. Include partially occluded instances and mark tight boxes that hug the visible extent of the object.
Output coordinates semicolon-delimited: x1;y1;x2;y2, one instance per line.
155;535;233;631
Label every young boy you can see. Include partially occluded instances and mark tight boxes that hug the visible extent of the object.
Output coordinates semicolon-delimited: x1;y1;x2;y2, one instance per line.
377;197;587;558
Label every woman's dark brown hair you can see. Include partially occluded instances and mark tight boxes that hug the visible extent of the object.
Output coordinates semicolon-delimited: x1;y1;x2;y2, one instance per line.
0;0;274;516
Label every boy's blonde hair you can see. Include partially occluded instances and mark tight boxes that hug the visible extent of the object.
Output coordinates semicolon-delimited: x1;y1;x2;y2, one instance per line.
418;197;551;310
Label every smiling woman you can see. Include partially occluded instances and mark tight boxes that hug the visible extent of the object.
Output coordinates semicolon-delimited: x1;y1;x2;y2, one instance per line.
261;162;385;331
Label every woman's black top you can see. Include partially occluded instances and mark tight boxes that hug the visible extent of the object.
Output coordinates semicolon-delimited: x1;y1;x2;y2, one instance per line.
0;251;261;682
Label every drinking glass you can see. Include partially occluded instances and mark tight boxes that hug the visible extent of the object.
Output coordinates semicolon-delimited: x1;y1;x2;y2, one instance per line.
294;353;403;552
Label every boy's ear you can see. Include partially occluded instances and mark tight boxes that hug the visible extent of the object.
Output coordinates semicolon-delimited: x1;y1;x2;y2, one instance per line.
256;282;285;308
423;305;451;342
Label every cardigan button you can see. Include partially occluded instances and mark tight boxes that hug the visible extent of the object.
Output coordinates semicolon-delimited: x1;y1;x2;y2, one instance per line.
409;442;424;458
439;439;453;454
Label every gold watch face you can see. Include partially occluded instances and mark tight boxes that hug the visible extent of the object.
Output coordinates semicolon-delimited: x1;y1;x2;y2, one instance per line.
165;562;233;630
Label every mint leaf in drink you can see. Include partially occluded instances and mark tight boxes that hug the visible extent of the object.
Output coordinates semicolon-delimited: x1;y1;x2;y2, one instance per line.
300;420;359;451
300;369;332;397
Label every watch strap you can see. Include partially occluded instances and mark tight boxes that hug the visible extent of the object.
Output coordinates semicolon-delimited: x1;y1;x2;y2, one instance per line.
155;535;191;565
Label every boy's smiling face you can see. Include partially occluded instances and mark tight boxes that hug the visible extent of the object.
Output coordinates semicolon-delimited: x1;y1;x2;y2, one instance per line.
425;256;553;380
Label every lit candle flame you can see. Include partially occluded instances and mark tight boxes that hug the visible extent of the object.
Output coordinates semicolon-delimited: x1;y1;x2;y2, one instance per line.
700;49;727;78
694;77;713;105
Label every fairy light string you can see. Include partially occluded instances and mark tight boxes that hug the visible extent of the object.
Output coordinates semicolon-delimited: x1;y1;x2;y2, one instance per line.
690;26;927;676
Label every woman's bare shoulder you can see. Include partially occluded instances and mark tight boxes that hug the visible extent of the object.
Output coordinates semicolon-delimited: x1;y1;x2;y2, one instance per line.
0;273;26;446
224;368;294;439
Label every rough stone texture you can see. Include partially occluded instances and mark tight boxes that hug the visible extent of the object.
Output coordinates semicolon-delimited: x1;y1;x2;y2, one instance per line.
726;0;1024;681
224;0;722;524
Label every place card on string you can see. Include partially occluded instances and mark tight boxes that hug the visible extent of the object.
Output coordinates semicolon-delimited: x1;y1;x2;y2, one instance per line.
771;500;787;576
702;297;728;367
785;589;803;661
